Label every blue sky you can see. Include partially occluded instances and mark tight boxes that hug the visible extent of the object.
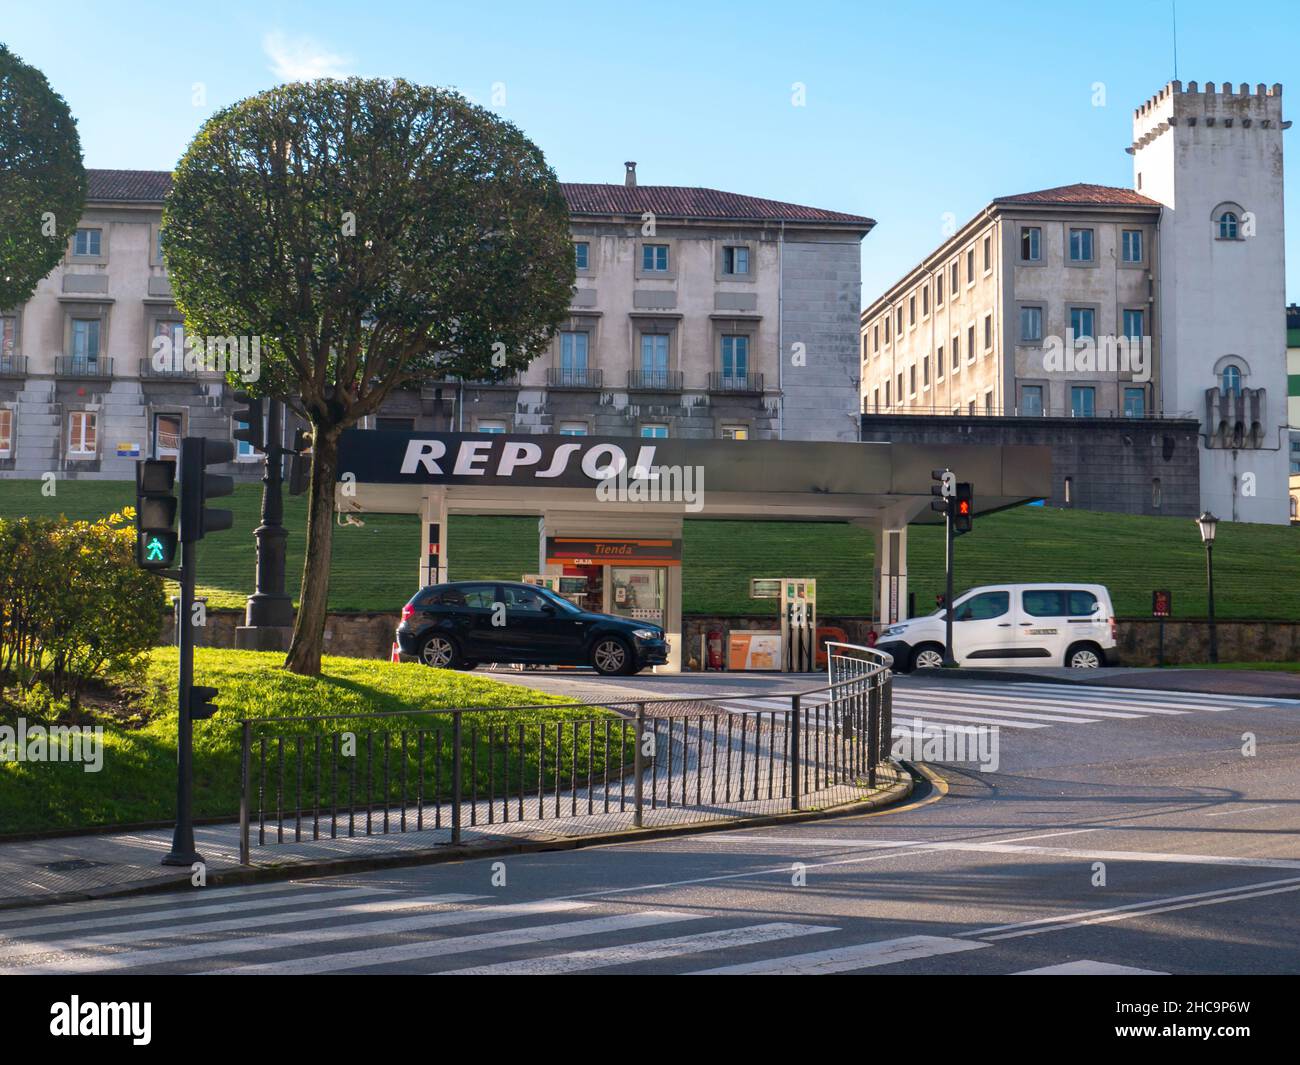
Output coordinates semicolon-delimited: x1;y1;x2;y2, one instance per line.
3;0;1297;302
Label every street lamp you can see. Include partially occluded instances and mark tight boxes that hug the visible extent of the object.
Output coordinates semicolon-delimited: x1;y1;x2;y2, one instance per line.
1195;511;1219;664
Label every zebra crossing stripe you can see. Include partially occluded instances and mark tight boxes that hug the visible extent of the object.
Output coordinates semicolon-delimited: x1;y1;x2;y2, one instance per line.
889;708;1050;729
1014;960;1166;974
899;689;1150;719
963;681;1288;707
892;696;1115;724
0;887;388;945
689;934;991;975
0;898;590;975
951;687;1213;714
210;910;707;975
441;922;837;975
0;893;485;961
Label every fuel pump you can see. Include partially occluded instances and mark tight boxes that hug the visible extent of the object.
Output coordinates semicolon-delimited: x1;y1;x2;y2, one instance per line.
780;578;817;672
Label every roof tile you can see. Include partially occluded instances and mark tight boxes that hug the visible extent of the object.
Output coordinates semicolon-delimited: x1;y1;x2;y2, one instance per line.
992;182;1160;208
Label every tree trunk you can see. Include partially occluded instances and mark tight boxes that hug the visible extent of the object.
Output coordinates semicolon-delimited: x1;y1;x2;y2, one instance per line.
284;428;339;675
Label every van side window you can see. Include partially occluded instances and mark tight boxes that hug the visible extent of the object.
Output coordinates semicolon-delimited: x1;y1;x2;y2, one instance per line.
955;591;1010;621
1067;591;1100;615
1022;590;1066;617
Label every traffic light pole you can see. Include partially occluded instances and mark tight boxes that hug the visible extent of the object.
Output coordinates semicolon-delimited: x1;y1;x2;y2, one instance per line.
943;511;956;667
162;534;202;866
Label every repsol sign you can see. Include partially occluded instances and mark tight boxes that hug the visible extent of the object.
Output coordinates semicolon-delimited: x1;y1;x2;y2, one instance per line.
401;437;659;484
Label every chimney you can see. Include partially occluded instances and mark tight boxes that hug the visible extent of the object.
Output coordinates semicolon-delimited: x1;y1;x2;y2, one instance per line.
624;161;637;188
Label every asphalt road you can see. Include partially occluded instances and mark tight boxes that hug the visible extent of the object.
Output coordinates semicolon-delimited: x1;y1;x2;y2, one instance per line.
3;674;1297;975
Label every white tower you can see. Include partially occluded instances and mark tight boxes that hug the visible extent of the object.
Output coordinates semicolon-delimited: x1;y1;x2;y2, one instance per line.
1130;81;1290;524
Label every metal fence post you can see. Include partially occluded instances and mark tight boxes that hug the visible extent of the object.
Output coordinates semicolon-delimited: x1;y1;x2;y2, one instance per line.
790;694;801;811
633;702;645;828
239;720;251;866
882;673;893;765
451;711;463;845
867;678;880;789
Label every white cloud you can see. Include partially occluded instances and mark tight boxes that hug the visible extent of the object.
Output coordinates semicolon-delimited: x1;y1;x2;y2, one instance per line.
263;31;351;82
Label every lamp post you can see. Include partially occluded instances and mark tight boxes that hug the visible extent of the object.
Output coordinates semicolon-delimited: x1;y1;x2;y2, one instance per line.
1196;511;1219;664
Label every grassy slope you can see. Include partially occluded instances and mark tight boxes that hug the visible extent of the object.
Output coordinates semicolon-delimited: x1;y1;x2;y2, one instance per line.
2;480;1299;619
0;648;625;835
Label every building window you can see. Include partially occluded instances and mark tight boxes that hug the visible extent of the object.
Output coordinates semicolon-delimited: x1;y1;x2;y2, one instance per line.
1070;307;1094;340
1068;228;1094;262
936;345;944;380
884;317;890;344
897;307;903;332
558;421;588;436
722;246;749;276
235;419;258;459
966;248;974;283
966;324;975;361
896;373;903;401
641;333;669;379
0;315;15;358
1217;212;1240;240
72;228;101;257
983;314;993;351
1152;477;1162;509
559;330;589;385
922;286;929;316
1124;387;1147;417
1020;306;1043;342
1021;227;1041;262
1021;385;1044;416
935;278;944;307
721;335;749;382
1221;365;1243;395
574;242;589;270
982;235;991;272
71;318;101;366
67;411;97;456
641;244;669;272
951;334;960;370
640;423;668;438
721;425;749;440
873;324;879;352
884;380;891;407
1121;230;1143;263
909;295;916;326
1064;475;1073;505
1071;386;1096;417
0;408;11;457
873;387;880;411
950;262;958;296
1123;309;1145;341
477;420;508;434
967;400;975;415
922;356;930;387
909;365;916;395
984;389;994;413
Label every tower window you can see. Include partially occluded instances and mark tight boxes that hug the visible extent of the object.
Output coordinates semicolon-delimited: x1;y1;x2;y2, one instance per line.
1221;365;1243;395
1217;212;1240;240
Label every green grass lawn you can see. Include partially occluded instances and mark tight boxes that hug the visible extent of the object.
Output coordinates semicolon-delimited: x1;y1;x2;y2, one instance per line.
0;648;627;835
2;479;1299;619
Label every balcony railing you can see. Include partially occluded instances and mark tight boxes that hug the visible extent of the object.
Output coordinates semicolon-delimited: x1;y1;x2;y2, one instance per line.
546;367;604;390
55;356;113;379
708;371;765;395
139;357;197;379
0;355;27;378
627;369;684;391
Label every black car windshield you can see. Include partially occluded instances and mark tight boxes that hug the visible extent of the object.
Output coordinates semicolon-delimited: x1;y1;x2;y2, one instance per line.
534;586;582;613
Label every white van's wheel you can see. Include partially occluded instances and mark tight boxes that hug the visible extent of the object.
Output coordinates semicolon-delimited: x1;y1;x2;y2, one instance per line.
911;644;946;670
1066;643;1103;669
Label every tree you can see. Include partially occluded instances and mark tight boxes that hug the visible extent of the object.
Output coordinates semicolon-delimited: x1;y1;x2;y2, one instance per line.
0;43;86;310
166;78;574;675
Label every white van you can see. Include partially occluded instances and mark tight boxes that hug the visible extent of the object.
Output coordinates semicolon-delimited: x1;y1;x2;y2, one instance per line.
876;583;1117;672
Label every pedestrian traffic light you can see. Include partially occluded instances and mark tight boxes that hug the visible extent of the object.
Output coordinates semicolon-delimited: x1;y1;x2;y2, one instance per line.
232;392;265;453
135;459;177;570
179;437;235;542
931;467;955;515
953;482;974;534
288;427;313;496
189;685;219;720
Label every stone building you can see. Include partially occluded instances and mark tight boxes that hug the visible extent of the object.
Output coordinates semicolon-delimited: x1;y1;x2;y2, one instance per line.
0;165;872;481
861;81;1291;524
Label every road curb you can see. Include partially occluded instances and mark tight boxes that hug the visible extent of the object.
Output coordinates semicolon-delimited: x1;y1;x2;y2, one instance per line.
0;768;916;913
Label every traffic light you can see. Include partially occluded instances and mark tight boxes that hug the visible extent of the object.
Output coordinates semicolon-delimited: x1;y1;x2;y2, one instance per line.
288;427;313;496
189;685;219;720
930;467;955;516
232;392;265;453
179;437;235;542
135;459;178;570
953;482;974;534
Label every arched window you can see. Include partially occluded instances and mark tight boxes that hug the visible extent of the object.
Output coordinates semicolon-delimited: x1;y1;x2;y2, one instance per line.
1218;211;1239;240
1221;365;1243;395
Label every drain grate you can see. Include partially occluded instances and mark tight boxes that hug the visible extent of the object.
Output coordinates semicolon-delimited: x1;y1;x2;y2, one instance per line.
41;859;111;873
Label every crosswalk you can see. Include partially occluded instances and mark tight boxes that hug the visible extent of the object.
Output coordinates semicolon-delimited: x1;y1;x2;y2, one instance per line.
712;680;1300;740
0;881;1171;976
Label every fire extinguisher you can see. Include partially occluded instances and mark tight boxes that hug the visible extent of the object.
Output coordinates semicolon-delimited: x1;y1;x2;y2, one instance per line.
707;629;724;670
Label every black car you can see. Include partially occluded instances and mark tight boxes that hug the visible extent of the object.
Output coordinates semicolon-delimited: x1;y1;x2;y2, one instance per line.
396;580;670;676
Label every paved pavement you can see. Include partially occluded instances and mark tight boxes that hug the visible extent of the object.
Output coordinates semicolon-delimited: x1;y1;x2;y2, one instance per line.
3;665;1296;973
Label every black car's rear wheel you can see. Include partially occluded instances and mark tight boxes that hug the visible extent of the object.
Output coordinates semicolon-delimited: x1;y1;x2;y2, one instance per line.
419;634;461;669
591;637;632;676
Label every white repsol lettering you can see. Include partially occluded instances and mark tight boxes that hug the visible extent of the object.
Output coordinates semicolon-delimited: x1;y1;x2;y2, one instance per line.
536;443;584;478
498;441;543;476
453;441;493;475
401;440;447;474
581;444;627;480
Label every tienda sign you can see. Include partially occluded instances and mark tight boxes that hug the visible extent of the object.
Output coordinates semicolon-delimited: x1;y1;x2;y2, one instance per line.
546;537;682;566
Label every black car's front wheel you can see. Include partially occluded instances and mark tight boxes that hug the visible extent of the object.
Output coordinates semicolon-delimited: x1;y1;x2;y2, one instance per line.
591;637;633;676
418;633;462;670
